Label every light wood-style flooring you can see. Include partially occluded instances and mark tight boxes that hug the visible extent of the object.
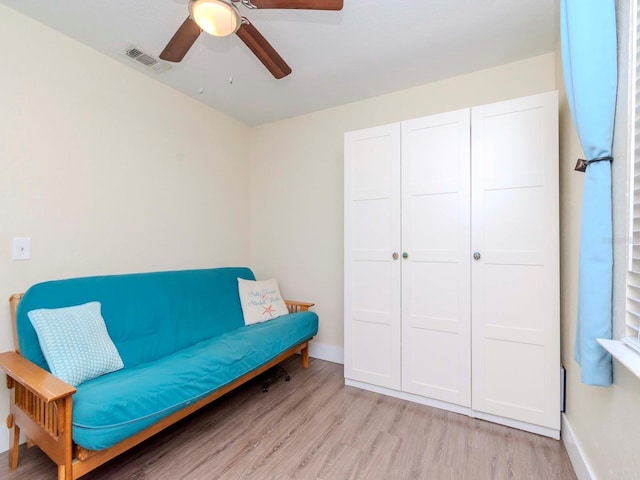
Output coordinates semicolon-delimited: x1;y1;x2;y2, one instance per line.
0;357;576;479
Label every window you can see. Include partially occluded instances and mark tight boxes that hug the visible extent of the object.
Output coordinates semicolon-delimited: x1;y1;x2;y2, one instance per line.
625;0;640;352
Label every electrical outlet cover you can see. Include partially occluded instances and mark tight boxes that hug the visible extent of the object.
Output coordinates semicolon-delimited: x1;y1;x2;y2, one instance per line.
12;237;31;260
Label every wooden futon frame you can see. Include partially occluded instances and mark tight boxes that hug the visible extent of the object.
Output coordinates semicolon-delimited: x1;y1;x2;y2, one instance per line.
0;294;313;480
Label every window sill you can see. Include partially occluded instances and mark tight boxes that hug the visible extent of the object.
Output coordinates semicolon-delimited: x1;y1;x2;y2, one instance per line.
597;339;640;379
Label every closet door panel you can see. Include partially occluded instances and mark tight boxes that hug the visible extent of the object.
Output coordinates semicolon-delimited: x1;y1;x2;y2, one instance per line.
484;264;547;340
344;124;401;389
352;199;393;260
482;340;548;417
482;187;547;265
471;92;559;430
401;109;471;406
411;194;461;262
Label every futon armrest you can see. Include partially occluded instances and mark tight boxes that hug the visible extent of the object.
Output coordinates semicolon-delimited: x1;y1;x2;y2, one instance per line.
0;351;76;401
284;300;315;313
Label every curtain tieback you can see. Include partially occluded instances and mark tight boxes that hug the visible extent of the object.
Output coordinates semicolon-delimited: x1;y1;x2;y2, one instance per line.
574;156;613;172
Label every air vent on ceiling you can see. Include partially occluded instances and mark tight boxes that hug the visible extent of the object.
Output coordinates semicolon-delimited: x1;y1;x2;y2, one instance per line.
124;45;170;73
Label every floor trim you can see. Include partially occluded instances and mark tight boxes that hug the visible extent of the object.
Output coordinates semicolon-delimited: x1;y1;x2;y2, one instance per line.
561;413;596;480
309;342;344;364
0;435;6;456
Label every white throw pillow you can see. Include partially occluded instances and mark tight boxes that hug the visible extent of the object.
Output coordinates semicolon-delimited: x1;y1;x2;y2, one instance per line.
238;278;290;325
27;302;124;387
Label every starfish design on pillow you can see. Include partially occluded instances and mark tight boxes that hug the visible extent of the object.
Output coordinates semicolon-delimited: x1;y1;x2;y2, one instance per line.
263;304;276;317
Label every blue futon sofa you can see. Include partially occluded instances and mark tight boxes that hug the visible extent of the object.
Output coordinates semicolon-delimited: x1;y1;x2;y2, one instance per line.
0;267;318;480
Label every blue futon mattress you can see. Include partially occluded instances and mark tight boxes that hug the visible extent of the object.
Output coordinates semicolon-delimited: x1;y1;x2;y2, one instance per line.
71;311;318;450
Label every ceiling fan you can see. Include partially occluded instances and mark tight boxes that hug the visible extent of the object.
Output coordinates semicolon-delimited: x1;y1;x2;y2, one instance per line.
159;0;344;79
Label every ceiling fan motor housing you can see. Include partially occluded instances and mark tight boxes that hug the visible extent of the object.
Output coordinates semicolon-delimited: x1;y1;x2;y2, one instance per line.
189;0;241;37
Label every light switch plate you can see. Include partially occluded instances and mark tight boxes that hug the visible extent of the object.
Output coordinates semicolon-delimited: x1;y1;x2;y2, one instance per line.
12;237;31;260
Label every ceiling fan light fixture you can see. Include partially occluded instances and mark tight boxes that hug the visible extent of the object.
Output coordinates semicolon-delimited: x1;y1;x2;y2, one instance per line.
189;0;240;37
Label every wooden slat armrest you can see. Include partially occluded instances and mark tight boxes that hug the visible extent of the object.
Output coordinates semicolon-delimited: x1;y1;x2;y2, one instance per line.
0;351;76;401
284;300;315;312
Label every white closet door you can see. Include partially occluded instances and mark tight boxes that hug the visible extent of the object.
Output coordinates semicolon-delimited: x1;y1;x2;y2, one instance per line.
401;109;471;407
344;124;402;389
471;92;559;430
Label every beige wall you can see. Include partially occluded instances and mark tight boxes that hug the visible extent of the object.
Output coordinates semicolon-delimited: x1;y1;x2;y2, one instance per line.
249;53;556;352
0;6;251;453
558;1;640;478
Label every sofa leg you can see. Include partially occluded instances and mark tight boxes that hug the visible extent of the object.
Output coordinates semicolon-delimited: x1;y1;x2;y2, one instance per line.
59;396;74;480
58;464;71;480
301;343;309;368
7;414;19;469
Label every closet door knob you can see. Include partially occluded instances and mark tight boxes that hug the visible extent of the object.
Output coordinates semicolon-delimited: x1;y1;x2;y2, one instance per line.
402;252;409;259
473;252;481;260
392;252;399;260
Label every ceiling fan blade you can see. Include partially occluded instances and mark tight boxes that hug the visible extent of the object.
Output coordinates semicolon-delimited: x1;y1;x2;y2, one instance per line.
159;17;201;62
236;20;292;79
248;0;343;10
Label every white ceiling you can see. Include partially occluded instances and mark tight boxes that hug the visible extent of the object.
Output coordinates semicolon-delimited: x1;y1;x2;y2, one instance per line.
1;0;558;126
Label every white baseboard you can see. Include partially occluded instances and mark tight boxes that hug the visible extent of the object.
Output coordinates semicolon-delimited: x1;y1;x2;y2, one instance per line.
0;428;24;454
562;413;595;480
308;342;344;364
0;433;7;455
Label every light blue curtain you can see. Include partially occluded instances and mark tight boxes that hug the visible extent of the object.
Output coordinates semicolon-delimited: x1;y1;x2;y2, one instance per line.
560;0;617;386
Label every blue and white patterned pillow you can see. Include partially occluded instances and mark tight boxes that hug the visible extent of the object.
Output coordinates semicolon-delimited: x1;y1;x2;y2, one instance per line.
27;302;124;387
